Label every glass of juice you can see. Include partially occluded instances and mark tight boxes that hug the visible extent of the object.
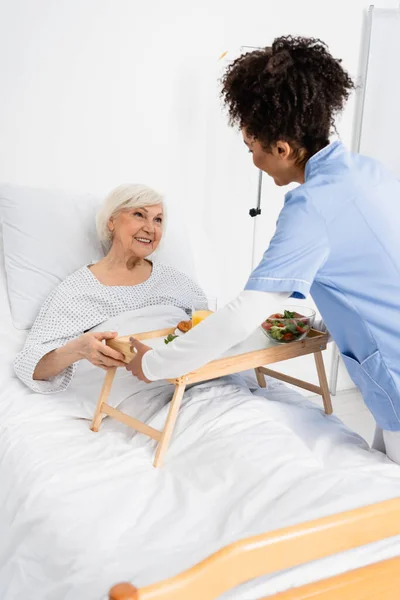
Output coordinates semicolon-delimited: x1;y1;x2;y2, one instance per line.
191;297;217;327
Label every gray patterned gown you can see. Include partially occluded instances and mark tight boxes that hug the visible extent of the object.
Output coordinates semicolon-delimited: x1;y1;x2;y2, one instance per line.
14;262;205;393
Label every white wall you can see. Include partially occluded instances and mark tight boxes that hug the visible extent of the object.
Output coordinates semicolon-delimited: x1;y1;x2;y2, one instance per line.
1;0;398;390
359;7;400;177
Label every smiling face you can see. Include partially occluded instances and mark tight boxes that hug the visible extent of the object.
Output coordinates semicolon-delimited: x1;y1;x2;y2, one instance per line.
107;203;164;259
242;128;305;186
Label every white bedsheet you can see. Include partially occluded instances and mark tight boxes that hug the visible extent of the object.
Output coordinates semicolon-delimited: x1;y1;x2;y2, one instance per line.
1;307;400;600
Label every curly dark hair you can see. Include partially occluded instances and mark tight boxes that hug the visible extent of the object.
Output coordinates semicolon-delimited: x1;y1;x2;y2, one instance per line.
220;36;355;164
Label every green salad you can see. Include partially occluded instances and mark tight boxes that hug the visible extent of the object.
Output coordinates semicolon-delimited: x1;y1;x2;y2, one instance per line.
261;310;310;342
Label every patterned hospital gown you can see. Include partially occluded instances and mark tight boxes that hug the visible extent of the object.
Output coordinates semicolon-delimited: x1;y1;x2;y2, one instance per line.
14;262;205;394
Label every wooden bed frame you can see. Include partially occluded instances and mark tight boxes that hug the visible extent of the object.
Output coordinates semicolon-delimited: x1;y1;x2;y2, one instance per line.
91;327;332;467
108;497;400;599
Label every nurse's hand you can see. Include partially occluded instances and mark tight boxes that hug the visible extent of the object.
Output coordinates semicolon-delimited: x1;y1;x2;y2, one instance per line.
125;337;152;383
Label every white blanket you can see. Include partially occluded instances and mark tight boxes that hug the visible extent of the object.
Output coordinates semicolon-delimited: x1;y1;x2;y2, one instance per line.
1;307;400;600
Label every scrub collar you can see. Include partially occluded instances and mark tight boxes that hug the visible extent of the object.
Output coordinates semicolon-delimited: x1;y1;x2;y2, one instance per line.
305;140;344;181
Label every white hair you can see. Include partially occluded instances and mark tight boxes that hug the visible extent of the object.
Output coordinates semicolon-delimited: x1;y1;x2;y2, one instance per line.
96;183;166;250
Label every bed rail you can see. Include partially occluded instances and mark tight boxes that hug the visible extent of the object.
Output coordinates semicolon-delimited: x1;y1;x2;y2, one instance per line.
109;497;400;599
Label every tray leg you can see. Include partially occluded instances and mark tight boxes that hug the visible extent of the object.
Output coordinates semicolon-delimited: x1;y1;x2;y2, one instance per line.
314;351;333;415
91;367;117;432
255;367;267;388
153;381;186;468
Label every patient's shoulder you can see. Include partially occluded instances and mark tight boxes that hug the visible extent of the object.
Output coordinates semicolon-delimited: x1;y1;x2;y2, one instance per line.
154;262;205;296
154;262;196;283
43;266;97;305
54;265;96;290
30;265;97;324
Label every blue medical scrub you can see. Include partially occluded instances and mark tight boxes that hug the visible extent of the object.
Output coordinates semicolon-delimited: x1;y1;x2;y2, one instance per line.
245;141;400;431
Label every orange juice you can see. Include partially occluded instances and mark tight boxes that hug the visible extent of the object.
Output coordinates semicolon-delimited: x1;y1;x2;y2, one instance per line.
192;309;213;327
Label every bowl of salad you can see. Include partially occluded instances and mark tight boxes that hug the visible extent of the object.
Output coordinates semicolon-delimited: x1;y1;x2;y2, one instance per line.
261;307;316;344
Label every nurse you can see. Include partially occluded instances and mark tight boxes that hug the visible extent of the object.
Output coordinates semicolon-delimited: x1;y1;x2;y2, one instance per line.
127;36;400;463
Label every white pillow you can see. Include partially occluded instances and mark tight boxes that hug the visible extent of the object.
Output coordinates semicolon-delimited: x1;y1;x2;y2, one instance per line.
1;184;104;329
0;226;14;325
0;183;218;330
0;228;29;363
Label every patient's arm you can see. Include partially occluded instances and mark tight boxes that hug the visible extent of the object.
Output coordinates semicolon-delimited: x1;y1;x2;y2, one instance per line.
33;331;126;380
13;267;128;393
33;339;81;381
142;290;290;381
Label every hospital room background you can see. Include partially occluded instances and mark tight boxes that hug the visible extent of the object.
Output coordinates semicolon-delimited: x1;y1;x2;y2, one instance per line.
1;0;398;439
1;0;400;598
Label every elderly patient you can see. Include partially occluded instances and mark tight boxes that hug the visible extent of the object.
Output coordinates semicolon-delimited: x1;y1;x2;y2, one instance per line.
14;184;205;393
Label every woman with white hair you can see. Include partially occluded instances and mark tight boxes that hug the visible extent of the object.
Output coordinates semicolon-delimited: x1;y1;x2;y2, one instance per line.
14;184;205;393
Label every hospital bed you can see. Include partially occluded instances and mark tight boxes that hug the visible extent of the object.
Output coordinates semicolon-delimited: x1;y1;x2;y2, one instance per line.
1;184;400;600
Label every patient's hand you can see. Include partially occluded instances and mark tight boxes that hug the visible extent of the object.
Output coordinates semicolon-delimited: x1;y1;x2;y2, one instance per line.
125;338;152;383
75;331;126;370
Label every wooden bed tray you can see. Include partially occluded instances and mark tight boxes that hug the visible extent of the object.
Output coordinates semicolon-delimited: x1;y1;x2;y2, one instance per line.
108;496;400;599
91;327;332;467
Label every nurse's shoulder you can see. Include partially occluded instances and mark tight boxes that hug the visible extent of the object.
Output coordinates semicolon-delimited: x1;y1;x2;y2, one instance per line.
288;142;397;222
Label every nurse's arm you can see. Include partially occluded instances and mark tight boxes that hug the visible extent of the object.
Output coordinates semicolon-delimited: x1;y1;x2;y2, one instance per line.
142;290;289;381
